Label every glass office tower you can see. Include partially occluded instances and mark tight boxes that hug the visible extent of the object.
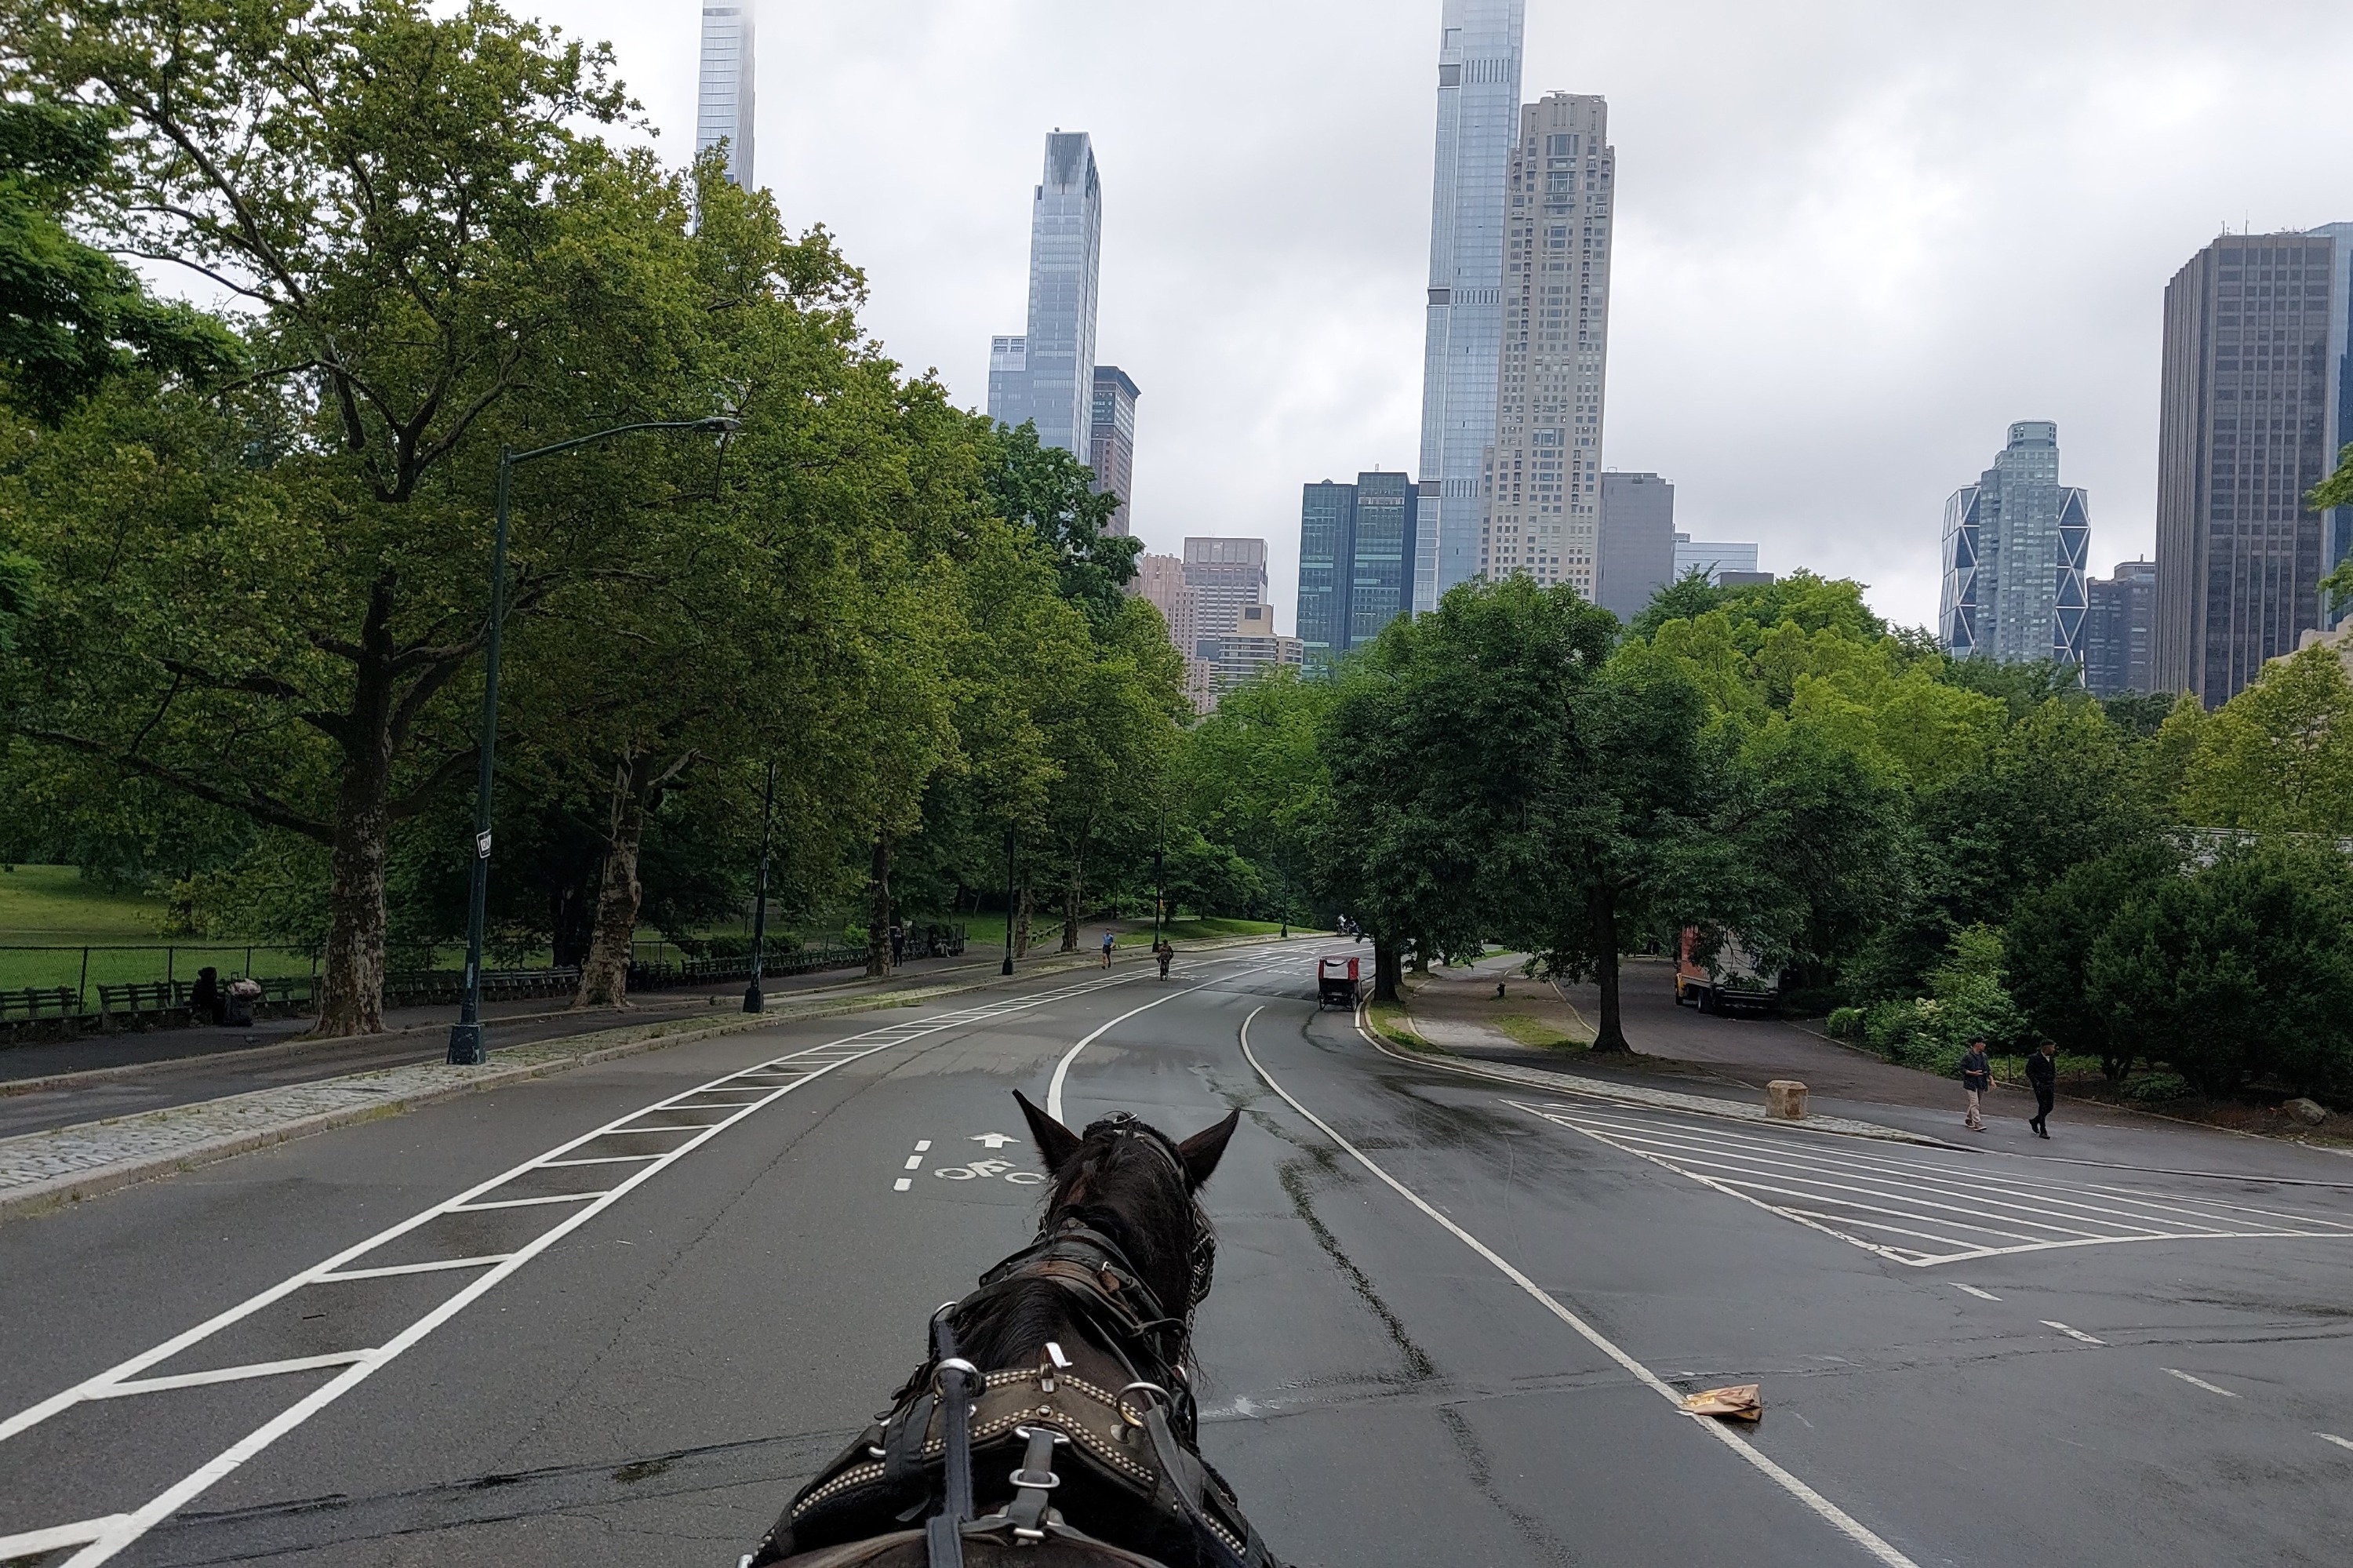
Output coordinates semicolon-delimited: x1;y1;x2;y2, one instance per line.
695;8;755;188
1939;422;2091;669
987;132;1103;459
1413;0;1526;612
1089;366;1140;535
1296;475;1420;664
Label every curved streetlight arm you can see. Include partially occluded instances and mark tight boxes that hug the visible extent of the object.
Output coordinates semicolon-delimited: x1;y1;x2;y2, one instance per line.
446;413;742;1066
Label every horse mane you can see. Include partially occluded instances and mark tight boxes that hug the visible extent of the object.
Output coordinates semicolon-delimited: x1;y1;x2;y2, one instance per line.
948;1121;1202;1374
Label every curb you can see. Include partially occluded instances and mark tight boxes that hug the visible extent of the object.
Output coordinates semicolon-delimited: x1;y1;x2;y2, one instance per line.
0;934;1297;1224
1358;1006;1951;1148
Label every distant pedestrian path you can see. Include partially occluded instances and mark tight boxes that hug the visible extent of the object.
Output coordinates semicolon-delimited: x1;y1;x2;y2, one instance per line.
1515;1100;2353;1268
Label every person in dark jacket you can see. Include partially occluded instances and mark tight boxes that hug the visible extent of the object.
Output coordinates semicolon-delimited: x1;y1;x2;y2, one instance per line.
1961;1037;1991;1132
2025;1039;2057;1138
188;966;226;1026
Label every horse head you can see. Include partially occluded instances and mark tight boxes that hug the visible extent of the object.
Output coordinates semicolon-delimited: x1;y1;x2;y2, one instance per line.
1013;1091;1238;1334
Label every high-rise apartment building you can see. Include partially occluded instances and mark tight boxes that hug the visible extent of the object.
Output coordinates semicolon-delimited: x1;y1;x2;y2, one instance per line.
2084;559;2158;697
1938;422;2091;668
1132;552;1190;653
1481;93;1616;598
1192;604;1305;713
694;8;755;189
1413;0;1526;612
1182;538;1267;652
1089;367;1140;535
2155;226;2353;704
1296;474;1421;664
987;133;1104;460
1597;472;1675;620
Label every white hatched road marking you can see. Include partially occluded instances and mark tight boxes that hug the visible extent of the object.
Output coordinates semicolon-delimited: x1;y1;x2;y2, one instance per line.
2316;1432;2353;1453
2164;1369;2238;1396
1515;1101;2353;1268
1952;1284;2000;1301
0;947;1293;1566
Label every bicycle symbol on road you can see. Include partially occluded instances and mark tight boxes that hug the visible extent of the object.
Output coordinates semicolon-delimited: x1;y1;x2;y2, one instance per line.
933;1156;1047;1184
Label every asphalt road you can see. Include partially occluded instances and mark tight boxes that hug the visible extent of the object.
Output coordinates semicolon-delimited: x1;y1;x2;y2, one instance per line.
2;943;2348;1567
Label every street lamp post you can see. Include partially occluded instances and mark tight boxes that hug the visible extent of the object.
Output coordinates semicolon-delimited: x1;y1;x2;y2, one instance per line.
1000;828;1016;977
447;416;739;1066
744;759;776;1013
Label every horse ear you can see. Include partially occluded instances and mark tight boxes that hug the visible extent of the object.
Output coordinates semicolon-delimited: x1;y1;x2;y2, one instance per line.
1176;1108;1241;1189
1013;1090;1082;1172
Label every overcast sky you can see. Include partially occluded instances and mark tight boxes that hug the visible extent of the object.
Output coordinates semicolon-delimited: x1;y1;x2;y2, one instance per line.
555;0;2353;634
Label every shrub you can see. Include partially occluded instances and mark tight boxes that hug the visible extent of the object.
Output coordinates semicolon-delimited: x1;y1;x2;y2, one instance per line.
1825;1006;1865;1039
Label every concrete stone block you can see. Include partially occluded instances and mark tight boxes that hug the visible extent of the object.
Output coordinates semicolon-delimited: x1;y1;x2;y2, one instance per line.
1766;1079;1808;1120
2282;1097;2330;1127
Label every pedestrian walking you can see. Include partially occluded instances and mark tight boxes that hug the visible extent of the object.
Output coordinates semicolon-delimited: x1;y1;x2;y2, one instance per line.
1155;939;1174;981
1960;1036;1991;1132
888;922;906;967
1100;930;1115;967
2026;1039;2057;1139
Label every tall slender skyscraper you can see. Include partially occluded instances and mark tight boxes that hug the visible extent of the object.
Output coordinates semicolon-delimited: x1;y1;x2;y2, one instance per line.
1481;93;1614;597
987;132;1104;460
1413;1;1525;612
1938;422;2092;668
2154;226;2353;704
695;7;755;189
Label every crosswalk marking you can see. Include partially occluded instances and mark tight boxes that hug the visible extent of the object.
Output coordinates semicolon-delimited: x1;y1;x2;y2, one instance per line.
1514;1100;2353;1268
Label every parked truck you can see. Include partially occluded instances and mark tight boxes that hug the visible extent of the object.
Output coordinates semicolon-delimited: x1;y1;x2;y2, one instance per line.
1674;927;1782;1015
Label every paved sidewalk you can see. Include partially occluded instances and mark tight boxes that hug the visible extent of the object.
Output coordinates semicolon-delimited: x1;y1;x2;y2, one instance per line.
0;934;1298;1223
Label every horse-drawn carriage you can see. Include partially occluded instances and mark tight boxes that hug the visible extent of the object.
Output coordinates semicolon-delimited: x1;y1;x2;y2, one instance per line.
744;1093;1282;1568
1315;955;1360;1012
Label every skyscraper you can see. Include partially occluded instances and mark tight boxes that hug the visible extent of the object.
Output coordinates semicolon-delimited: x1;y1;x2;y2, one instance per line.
694;7;755;189
1089;366;1140;535
987;132;1104;460
1597;471;1674;620
1482;93;1615;598
2085;559;2158;697
1413;0;1526;612
2155;226;2353;703
1673;534;1760;583
1295;475;1421;664
1938;422;2091;668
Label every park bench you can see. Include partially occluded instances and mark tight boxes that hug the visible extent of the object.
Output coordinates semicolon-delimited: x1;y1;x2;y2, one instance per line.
96;981;190;1027
0;986;82;1022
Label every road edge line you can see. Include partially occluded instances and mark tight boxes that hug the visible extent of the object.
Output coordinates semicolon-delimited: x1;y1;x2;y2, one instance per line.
1239;1005;1922;1568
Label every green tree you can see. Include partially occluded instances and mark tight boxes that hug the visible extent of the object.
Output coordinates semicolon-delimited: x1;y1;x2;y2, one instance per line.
2004;840;2174;1080
0;99;240;422
1175;666;1333;925
2177;642;2353;835
2;0;712;1032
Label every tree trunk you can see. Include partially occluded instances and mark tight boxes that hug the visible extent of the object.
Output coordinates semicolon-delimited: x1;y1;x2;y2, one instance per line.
576;757;653;1008
1373;939;1402;1003
315;763;390;1036
1061;866;1082;953
1015;881;1033;960
1591;892;1630;1052
865;831;892;978
313;641;399;1038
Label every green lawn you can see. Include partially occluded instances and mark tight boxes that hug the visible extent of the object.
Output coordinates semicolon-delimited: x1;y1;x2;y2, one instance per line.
0;864;170;941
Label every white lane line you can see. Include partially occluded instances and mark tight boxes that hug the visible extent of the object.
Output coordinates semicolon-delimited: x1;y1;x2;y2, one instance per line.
1044;977;1235;1122
2316;1432;2353;1453
2163;1369;2238;1397
2042;1321;2107;1345
93;1352;377;1399
0;1517;133;1559
1952;1284;2001;1301
903;1155;922;1170
446;1191;605;1212
893;1178;912;1193
1244;1007;1921;1568
0;950;1290;1566
539;1154;664;1168
312;1255;510;1283
915;1140;933;1152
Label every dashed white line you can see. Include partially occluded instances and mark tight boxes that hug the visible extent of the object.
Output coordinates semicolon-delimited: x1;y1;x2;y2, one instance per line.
902;1155;922;1170
915;1140;932;1152
893;1178;912;1193
2042;1321;2107;1345
1246;1006;1922;1568
2164;1369;2238;1397
1952;1284;2001;1301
